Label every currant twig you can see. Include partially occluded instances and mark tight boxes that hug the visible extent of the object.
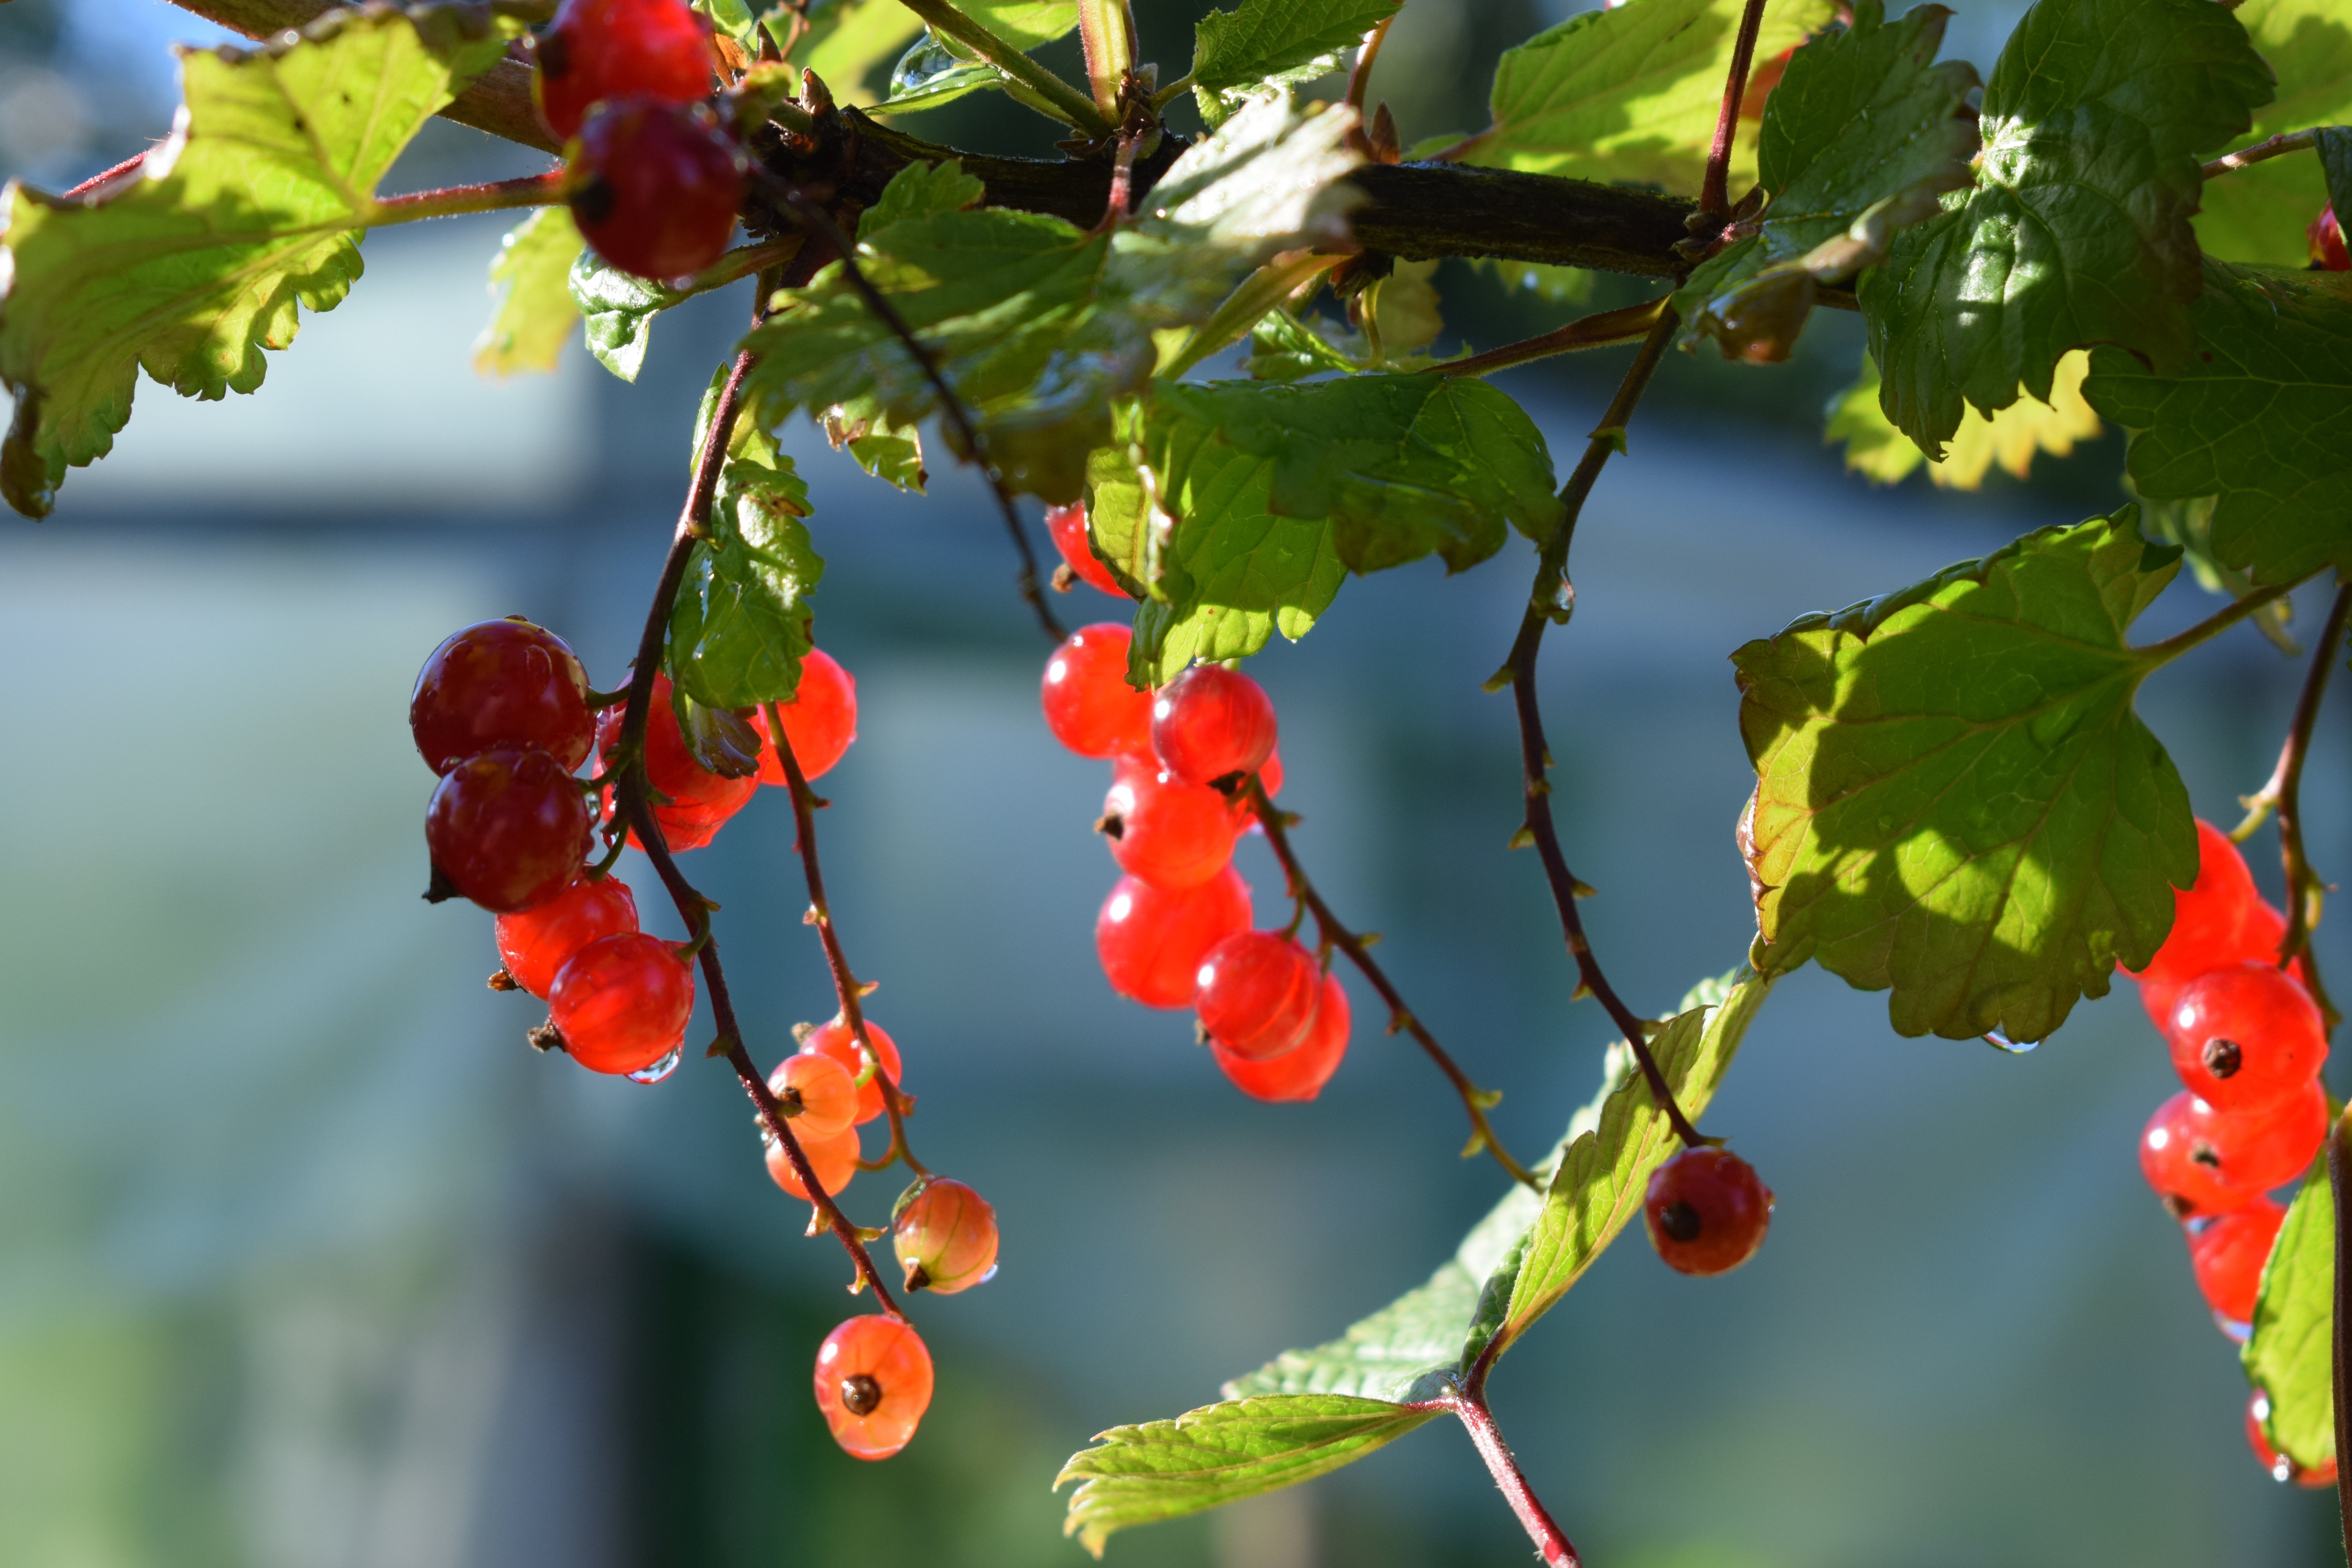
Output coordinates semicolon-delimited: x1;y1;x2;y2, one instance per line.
1244;777;1539;1190
1497;307;1713;1152
2239;581;2350;1033
368;169;568;223
1412;1385;1580;1567
1439;298;1670;380
2203;129;2322;180
1698;0;1771;222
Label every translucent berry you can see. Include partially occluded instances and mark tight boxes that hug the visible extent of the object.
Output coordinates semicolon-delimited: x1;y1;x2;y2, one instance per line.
767;1051;860;1141
800;1016;904;1126
2165;961;2327;1113
1047;502;1128;598
596;673;758;851
1100;754;1240;890
426;749;595;913
2138;896;2287;1032
1215;972;1350;1102
1151;664;1278;788
750;647;857;784
1041;624;1151;759
2247;1388;2338;1486
2313;204;2350;272
569;98;743;282
1096;867;1253;1009
2139;1083;2327;1217
411;617;594;775
813;1315;933;1460
2188;1198;2286;1327
548;931;695;1074
1195;930;1320;1060
495;873;639;997
532;0;715;142
2132;820;2260;989
1644;1147;1774;1276
765;1120;860;1200
893;1176;1000;1294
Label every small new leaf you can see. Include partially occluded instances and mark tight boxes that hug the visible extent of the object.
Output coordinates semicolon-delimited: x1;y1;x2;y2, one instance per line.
475;207;583;378
2194;0;2352;267
1733;510;2197;1041
1189;0;1400;128
2243;1149;2333;1473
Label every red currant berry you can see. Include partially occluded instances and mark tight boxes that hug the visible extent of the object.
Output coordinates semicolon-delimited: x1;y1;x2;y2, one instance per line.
2165;960;2328;1113
495;873;639;997
813;1315;933;1461
425;749;595;913
1151;664;1278;789
569;98;743;282
749;648;857;785
765;1120;860;1200
2247;1388;2338;1486
1096;867;1253;1009
2313;204;2350;272
1644;1147;1774;1276
767;1051;860;1141
532;0;715;142
1195;930;1320;1060
548;931;695;1074
893;1176;1000;1294
1100;754;1241;890
596;673;759;850
2187;1197;2286;1327
1214;971;1350;1102
2132;819;2260;989
2139;1083;2327;1217
1047;502;1129;599
1041;624;1151;759
411;617;594;775
800;1016;904;1126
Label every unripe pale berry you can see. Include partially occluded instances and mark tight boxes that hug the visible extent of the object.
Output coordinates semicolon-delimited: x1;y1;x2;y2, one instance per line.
765;1120;860;1199
767;1050;861;1141
495;873;639;997
426;748;595;913
548;931;695;1074
813;1315;933;1460
532;0;715;141
1195;930;1320;1060
1151;664;1278;788
411;617;595;774
893;1177;1000;1294
800;1017;904;1126
1041;624;1151;758
1101;754;1240;890
1095;867;1252;1009
750;647;857;784
1644;1148;1773;1276
1214;972;1350;1102
568;98;744;283
2165;961;2327;1114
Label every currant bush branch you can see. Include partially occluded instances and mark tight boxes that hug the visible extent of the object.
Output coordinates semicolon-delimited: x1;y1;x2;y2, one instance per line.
2203;129;2323;180
1439;298;1670;380
1243;776;1541;1190
1697;0;1771;222
1411;1385;1580;1567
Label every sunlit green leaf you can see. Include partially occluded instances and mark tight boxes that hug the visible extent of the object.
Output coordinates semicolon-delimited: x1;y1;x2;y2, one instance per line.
2195;0;2352;267
1189;0;1399;127
474;207;583;378
2244;1148;2335;1474
1824;349;2101;490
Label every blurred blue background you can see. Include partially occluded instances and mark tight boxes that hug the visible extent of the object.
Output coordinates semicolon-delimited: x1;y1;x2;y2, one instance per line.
5;1;2350;1564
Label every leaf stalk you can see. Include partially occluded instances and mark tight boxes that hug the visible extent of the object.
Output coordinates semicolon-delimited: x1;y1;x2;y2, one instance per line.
891;0;1112;134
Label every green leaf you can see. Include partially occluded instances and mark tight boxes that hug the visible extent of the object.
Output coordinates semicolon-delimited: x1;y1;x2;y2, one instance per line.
1057;1395;1435;1556
1860;0;2274;456
666;444;823;711
2194;0;2352;267
694;0;764;51
2083;262;2352;587
1824;348;2102;491
1463;0;1835;196
1188;0;1399;128
1732;509;2199;1042
0;2;520;517
569;250;689;383
822;405;927;491
2327;125;2352;224
1245;310;1363;383
2244;1151;2335;1474
473;207;583;378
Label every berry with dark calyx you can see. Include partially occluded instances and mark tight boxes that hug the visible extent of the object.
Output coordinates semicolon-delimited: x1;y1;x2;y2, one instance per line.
1096;867;1253;1009
495;873;639;997
2165;961;2328;1113
1100;754;1241;890
2312;204;2349;272
1046;502;1129;599
548;931;695;1074
596;673;758;851
814;1315;933;1460
765;1120;860;1200
801;1016;904;1126
1215;972;1350;1102
2138;1083;2327;1217
411;617;594;775
2187;1197;2287;1329
1644;1147;1774;1276
532;0;715;142
749;648;857;784
767;1051;860;1140
425;749;595;913
568;98;744;283
2247;1389;2338;1486
1195;930;1320;1060
2130;819;2260;990
1151;664;1278;789
1041;624;1152;759
893;1177;1000;1294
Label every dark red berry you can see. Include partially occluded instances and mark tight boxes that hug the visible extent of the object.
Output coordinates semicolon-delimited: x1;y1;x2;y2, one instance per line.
495;873;639;997
595;673;757;852
814;1316;933;1460
532;0;715;142
1042;624;1152;759
750;647;857;784
893;1177;1000;1294
800;1016;904;1127
569;98;743;282
1047;502;1129;599
2187;1198;2286;1327
1644;1147;1773;1276
2139;1083;2327;1217
2313;204;2349;272
411;617;595;775
548;930;695;1075
1214;971;1350;1101
1151;664;1277;788
1096;867;1252;1009
426;749;594;912
1100;754;1240;890
2165;961;2327;1114
1194;930;1320;1060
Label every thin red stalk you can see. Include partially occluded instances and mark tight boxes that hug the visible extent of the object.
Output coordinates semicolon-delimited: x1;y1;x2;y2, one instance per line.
1416;1389;1580;1567
62;149;150;200
1345;16;1394;119
1440;299;1668;379
1698;0;1770;219
2203;129;2319;180
2261;581;2350;1031
370;169;568;221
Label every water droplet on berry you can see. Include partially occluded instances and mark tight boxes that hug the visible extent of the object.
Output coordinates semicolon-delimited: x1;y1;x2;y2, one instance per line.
891;33;964;95
628;1045;683;1083
1982;1030;2038;1053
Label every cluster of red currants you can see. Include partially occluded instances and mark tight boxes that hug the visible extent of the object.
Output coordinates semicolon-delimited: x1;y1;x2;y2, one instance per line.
530;0;748;283
2129;819;2335;1486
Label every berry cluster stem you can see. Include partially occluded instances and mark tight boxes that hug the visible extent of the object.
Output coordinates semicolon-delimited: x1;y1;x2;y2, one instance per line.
1698;0;1770;222
2239;581;2350;1033
2203;128;2322;180
1439;298;1670;381
1413;1386;1581;1567
1497;306;1713;1153
1244;777;1539;1190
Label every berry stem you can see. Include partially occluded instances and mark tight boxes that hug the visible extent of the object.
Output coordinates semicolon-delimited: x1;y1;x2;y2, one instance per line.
1698;0;1770;223
2203;128;2322;180
2238;580;2350;1033
2136;577;2308;664
1243;776;1539;1190
1416;1386;1581;1567
891;0;1113;135
1344;16;1393;121
1497;307;1714;1154
764;701;930;1178
1439;297;1671;381
368;169;569;224
1074;0;1136;123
